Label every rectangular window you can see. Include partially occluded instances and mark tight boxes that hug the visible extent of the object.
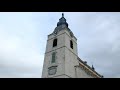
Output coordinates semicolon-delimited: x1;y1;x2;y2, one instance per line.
51;52;56;63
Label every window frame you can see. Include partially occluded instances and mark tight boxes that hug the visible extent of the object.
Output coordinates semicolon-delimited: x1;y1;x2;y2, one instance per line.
51;52;56;63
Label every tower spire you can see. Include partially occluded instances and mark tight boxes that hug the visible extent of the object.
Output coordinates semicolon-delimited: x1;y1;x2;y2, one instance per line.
57;13;68;27
62;13;64;17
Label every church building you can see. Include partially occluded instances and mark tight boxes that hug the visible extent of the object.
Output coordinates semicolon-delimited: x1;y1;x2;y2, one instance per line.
42;13;103;78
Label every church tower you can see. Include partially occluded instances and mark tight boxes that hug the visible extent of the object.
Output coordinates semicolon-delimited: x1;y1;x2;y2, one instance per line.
42;13;103;78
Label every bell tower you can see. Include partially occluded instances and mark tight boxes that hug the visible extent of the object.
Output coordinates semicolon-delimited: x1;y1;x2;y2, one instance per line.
42;13;78;78
42;13;103;78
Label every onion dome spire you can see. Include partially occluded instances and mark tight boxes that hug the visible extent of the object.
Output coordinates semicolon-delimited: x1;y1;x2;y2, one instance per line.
57;13;68;27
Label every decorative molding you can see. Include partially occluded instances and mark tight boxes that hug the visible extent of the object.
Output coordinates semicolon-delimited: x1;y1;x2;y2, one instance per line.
48;66;57;75
47;29;77;43
77;57;103;78
78;63;101;78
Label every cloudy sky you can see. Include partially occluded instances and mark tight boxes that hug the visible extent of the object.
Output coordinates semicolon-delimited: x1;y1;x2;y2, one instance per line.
0;12;120;78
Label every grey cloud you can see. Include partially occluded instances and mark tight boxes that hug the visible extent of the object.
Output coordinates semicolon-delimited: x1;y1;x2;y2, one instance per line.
0;12;120;78
71;12;120;78
0;13;44;78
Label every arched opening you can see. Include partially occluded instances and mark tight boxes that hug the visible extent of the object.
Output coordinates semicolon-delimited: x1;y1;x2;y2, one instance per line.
70;40;73;49
53;38;57;47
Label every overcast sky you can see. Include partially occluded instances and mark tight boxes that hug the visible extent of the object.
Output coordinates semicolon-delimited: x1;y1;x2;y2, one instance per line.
0;12;120;78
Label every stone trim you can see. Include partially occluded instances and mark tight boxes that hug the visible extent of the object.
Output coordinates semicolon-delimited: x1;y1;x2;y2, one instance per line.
49;74;72;78
47;30;77;44
45;46;78;57
76;57;103;78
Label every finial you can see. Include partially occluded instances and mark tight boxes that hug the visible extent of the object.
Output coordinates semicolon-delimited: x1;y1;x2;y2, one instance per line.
57;13;68;27
84;61;87;64
62;13;64;17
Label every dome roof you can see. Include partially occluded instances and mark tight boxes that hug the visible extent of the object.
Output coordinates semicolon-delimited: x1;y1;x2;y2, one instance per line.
57;13;68;27
53;13;74;38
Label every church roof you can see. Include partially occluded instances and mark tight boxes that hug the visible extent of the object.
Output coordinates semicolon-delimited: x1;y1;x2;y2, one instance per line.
77;57;104;78
53;13;74;37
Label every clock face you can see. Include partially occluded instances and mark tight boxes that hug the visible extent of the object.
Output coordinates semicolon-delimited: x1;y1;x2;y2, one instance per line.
48;66;57;75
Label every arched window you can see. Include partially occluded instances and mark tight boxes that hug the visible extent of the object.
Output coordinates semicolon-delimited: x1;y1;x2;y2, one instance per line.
70;40;73;49
51;52;56;63
53;38;57;47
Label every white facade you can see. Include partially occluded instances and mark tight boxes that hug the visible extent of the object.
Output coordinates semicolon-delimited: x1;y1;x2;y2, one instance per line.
42;14;102;78
42;28;78;78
